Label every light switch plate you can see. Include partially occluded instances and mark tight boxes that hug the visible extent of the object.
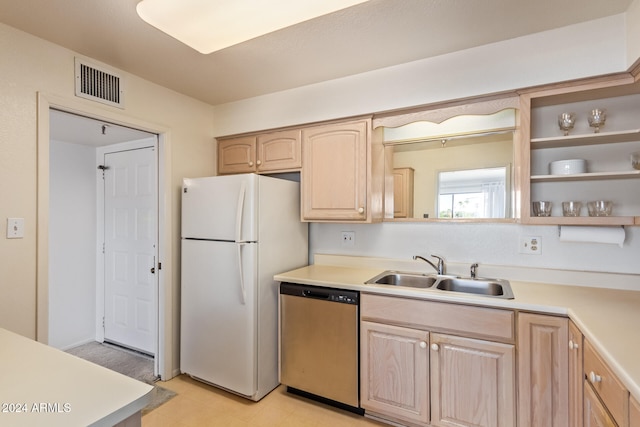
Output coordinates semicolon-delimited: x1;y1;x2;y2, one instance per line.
7;218;25;239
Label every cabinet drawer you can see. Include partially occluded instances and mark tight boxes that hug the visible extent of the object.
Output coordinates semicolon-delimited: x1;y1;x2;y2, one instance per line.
584;380;617;427
584;339;628;425
631;395;640;427
361;293;514;343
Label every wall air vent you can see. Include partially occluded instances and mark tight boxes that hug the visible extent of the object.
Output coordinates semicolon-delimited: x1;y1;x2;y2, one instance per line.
74;58;124;108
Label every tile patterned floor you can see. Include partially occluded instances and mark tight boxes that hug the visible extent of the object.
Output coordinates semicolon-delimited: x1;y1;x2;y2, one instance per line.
142;375;387;427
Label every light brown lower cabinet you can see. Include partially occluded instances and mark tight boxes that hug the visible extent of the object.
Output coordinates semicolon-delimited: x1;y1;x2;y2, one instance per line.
569;320;585;427
360;321;430;426
517;313;569;427
430;333;515;427
584;339;629;427
360;322;516;427
630;395;640;427
584;380;617;427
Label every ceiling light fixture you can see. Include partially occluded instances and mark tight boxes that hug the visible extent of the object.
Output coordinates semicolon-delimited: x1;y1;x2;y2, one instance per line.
136;0;369;54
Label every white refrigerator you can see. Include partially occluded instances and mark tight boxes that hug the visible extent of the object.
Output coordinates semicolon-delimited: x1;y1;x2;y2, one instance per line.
180;174;308;401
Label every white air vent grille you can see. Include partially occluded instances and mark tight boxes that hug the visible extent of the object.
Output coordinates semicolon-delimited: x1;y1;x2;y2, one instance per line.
74;58;124;108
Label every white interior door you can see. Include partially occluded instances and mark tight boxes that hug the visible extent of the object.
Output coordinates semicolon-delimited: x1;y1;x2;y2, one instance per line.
103;146;157;355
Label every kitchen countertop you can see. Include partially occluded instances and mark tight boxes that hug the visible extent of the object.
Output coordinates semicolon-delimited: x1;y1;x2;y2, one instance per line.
275;262;640;403
0;328;153;427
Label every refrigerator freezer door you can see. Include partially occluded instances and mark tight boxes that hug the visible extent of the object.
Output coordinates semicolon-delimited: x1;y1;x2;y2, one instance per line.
180;239;258;397
182;174;257;242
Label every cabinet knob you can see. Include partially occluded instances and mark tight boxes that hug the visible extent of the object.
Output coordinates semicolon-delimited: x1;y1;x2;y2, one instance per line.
569;340;579;350
248;161;254;167
358;207;365;214
419;341;427;349
256;160;262;165
589;371;602;383
431;343;439;351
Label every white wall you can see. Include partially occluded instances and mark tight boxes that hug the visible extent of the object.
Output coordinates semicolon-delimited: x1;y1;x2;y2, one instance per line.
309;222;640;282
49;140;96;349
213;15;627;136
627;0;640;66
0;21;215;381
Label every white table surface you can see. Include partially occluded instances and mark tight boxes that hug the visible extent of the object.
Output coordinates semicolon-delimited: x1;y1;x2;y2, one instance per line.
0;328;153;427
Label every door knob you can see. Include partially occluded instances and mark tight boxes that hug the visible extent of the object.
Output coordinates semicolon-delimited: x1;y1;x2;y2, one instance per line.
431;343;439;351
589;371;602;383
419;341;427;349
358;207;364;214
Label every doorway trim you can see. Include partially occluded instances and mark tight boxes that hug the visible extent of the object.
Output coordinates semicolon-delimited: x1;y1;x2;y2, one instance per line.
37;92;173;379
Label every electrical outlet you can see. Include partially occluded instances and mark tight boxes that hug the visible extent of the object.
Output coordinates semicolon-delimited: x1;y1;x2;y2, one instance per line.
519;235;541;255
341;231;355;247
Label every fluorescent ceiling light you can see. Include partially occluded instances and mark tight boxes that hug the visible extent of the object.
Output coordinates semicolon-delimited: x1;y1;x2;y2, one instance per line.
136;0;369;54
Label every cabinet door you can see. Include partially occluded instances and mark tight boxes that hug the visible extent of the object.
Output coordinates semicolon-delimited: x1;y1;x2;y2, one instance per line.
218;136;256;174
360;321;429;426
569;320;584;427
256;129;301;172
584;339;628;426
393;167;414;218
301;119;369;221
584;381;617;427
518;313;569;427
630;395;640;427
430;333;516;427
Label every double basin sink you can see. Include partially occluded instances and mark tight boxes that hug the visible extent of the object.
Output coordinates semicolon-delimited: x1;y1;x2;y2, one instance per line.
365;271;514;299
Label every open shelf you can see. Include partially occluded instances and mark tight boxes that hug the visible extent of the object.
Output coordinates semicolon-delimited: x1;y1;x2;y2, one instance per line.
525;216;638;226
531;129;640;149
531;170;640;183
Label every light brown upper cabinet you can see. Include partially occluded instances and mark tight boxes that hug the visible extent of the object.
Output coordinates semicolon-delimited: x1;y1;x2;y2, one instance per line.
218;129;301;175
520;75;640;225
393;167;414;218
301;118;383;222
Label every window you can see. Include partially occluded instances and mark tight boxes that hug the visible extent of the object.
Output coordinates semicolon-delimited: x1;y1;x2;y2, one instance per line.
437;167;508;219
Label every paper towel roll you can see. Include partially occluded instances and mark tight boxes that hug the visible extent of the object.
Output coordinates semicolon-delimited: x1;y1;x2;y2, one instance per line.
559;226;625;247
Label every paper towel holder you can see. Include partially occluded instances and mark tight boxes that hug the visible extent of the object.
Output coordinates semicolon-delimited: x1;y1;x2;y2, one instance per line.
557;225;625;236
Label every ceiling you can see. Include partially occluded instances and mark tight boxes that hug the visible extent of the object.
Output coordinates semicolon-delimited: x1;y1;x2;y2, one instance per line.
0;0;634;107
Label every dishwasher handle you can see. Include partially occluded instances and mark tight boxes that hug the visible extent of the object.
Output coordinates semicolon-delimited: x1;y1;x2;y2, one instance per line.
302;289;331;300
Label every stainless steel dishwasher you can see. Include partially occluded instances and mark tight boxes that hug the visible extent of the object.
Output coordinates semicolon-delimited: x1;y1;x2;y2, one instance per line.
279;282;362;413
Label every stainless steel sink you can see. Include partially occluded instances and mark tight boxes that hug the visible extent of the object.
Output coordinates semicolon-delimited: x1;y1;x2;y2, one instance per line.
434;277;514;299
365;271;514;299
365;271;438;288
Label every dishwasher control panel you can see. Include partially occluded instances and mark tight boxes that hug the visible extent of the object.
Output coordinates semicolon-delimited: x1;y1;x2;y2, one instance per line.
280;282;359;305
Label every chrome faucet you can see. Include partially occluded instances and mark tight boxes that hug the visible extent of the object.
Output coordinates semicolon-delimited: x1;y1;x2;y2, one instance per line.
413;254;445;275
470;263;478;279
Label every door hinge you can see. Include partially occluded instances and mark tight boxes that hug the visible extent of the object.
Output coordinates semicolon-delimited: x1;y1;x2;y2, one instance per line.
102;242;105;254
158;262;162;270
102;317;105;329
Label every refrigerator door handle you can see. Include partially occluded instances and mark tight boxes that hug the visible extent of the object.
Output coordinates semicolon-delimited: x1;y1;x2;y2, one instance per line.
235;181;247;243
236;243;247;305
